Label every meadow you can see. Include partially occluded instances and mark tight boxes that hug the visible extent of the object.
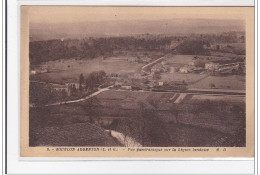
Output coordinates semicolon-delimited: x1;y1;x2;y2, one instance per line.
31;56;145;83
188;75;245;90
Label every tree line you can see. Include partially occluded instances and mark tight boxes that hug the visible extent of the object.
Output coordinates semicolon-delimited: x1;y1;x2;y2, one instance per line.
79;71;106;91
29;37;173;65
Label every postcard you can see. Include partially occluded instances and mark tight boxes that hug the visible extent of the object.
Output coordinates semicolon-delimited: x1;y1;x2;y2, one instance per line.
20;6;254;157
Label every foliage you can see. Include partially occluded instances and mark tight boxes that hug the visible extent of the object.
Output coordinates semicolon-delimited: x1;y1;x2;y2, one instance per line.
176;40;209;55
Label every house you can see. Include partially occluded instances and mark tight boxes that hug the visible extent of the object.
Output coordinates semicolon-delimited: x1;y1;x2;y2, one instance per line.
30;70;37;75
30;65;49;74
65;83;80;89
192;67;204;73
121;86;132;90
52;84;68;93
205;62;220;70
158;82;164;86
189;61;195;66
114;81;122;87
179;66;189;73
142;57;152;63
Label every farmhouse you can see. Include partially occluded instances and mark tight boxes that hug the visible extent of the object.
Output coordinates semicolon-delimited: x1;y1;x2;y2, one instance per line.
205;62;220;70
66;83;80;89
30;65;49;75
30;70;37;75
30;68;48;74
142;57;152;63
52;84;68;92
189;61;195;66
179;66;189;73
158;81;164;86
121;85;132;90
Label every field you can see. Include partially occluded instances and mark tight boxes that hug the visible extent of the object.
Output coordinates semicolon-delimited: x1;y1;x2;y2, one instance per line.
156;54;245;90
29;51;246;147
164;55;194;65
188;75;245;90
30;89;245;146
31;56;145;83
161;72;208;84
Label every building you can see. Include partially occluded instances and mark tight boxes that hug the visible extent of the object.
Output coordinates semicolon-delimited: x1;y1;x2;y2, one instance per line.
30;70;37;75
161;61;166;65
121;86;132;90
189;61;195;66
65;83;80;89
205;62;220;70
30;65;49;75
52;84;68;93
142;57;152;63
114;81;123;87
158;82;164;86
179;66;189;73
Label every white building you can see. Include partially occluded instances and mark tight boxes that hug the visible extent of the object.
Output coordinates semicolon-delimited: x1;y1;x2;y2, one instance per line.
121;86;132;90
179;67;188;73
205;62;220;70
158;82;164;86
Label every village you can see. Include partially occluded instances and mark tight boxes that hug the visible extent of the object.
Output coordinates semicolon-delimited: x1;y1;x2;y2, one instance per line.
30;52;245;99
29;30;246;148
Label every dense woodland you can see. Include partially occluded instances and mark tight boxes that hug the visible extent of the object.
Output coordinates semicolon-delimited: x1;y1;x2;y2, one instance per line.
29;32;245;65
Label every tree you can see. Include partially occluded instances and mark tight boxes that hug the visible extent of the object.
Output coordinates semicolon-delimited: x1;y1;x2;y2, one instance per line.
210;83;216;88
79;74;84;91
136;102;169;146
81;97;101;124
85;71;106;90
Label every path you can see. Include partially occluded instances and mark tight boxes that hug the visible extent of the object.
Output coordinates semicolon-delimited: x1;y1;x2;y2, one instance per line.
141;54;170;74
32;85;113;107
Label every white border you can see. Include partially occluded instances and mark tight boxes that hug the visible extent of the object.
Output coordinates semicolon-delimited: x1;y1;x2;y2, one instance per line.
17;0;255;6
6;0;256;174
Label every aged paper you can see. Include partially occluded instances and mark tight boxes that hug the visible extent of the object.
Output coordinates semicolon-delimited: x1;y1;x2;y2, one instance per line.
21;6;254;157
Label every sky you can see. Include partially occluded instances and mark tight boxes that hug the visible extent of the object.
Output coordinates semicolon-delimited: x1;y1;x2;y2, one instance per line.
26;6;247;23
23;6;247;40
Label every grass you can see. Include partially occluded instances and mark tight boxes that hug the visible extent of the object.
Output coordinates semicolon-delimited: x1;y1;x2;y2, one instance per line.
164;55;194;65
188;75;245;90
30;89;245;147
161;72;207;84
31;56;145;83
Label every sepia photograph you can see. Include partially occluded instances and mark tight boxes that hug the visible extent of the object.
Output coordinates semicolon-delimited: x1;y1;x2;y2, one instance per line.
20;6;254;157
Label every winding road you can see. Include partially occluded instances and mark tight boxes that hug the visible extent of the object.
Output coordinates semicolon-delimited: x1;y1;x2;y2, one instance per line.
32;85;113;107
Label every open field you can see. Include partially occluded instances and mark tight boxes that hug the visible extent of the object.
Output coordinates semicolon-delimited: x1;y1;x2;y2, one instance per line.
164;55;194;66
161;72;208;84
30;89;245;146
190;94;245;103
188;75;245;90
31;56;145;83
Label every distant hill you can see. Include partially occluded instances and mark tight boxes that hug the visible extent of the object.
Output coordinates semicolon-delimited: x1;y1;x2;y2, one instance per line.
30;19;244;41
